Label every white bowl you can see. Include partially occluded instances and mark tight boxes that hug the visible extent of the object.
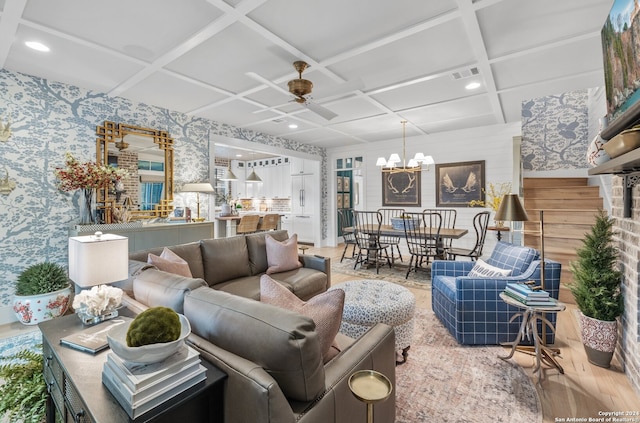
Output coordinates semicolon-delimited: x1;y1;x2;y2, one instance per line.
107;314;190;364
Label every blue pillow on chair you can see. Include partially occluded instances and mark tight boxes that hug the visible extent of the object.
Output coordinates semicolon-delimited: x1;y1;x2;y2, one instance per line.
485;242;539;276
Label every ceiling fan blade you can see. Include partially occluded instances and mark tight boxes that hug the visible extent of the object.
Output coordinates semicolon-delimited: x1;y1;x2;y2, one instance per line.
313;77;365;100
304;102;338;121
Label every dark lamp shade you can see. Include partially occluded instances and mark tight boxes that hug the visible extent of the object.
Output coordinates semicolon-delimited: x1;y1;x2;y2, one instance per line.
494;194;530;222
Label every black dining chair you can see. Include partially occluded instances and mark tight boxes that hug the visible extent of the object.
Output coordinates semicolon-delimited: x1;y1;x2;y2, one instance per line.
352;210;392;274
448;211;490;261
403;211;442;279
377;208;405;263
423;208;457;256
337;208;357;262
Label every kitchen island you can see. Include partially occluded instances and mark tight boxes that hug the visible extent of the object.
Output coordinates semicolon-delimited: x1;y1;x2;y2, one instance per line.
215;213;282;237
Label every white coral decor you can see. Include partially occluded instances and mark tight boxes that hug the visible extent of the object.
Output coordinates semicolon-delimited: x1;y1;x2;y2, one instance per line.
73;285;123;316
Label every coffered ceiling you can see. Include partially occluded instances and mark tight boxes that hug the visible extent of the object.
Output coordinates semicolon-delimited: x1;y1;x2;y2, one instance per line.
0;0;612;149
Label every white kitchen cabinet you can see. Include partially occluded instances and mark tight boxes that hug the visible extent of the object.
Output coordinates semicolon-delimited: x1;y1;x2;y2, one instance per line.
291;173;317;244
230;160;246;198
290;158;314;175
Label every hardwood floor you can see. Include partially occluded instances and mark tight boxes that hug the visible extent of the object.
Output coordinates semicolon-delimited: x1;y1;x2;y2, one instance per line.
308;244;640;423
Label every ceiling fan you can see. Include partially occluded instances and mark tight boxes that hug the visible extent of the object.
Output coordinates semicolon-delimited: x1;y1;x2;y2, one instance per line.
247;61;354;121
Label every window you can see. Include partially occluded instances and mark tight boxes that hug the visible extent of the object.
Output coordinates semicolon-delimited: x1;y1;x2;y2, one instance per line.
140;182;163;210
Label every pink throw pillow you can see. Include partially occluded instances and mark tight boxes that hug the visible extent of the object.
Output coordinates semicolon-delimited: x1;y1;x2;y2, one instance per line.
148;247;193;278
265;234;302;274
260;275;344;363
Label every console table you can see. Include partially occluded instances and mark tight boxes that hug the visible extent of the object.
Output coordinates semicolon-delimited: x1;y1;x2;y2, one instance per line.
69;222;214;252
39;310;226;423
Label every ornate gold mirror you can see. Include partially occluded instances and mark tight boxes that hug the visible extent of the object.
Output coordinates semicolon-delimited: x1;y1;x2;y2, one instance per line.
96;121;174;222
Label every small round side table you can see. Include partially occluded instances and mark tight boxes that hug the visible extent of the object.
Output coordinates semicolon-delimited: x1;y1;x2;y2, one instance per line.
348;370;392;423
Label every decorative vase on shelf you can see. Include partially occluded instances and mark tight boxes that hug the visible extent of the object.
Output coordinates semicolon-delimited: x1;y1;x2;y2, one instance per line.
79;188;96;225
220;203;231;216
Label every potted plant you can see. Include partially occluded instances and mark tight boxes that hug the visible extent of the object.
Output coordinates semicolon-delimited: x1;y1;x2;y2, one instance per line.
569;210;624;368
13;262;72;325
0;346;46;422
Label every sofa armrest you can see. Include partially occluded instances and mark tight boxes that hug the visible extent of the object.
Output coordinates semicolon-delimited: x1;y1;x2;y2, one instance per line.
299;254;331;288
298;323;395;422
131;268;207;313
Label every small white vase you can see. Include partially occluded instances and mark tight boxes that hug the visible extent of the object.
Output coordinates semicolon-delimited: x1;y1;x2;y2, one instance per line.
221;203;231;216
586;134;610;167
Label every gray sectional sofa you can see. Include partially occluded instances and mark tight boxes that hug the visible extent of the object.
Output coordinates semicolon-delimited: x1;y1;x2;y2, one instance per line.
121;230;397;423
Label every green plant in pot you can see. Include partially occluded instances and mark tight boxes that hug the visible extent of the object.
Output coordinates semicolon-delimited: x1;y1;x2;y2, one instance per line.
0;346;46;423
569;210;624;368
13;262;72;325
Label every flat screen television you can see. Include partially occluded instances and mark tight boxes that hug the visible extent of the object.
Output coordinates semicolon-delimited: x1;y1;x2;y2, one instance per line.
601;0;640;138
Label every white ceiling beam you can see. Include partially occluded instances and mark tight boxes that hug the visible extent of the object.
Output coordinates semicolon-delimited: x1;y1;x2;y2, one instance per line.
0;0;28;68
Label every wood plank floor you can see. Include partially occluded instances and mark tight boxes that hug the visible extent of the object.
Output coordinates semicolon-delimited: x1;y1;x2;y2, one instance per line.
309;244;640;423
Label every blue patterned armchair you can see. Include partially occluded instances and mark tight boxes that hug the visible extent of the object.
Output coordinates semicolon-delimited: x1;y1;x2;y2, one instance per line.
431;242;561;345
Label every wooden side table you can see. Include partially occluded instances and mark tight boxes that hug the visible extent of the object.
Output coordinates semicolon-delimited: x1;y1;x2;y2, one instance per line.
39;310;226;423
487;226;510;241
498;292;566;380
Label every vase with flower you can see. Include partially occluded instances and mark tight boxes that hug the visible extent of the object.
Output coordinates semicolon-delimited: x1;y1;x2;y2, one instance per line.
54;152;127;224
468;182;512;227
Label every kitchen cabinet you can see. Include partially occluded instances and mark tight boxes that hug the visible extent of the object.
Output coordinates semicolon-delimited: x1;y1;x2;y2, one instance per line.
291;173;316;244
230;160;246;198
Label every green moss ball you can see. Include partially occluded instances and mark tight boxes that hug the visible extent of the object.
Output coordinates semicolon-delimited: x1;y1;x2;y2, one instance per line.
126;307;181;347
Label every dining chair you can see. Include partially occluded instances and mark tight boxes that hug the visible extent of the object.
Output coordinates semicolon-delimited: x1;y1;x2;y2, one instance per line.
352;210;392;274
337;208;357;262
403;211;442;279
377;208;405;263
236;214;260;235
257;213;280;231
423;208;457;255
448;211;490;261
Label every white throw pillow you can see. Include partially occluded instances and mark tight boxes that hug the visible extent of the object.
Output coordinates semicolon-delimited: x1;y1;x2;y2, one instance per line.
467;259;511;278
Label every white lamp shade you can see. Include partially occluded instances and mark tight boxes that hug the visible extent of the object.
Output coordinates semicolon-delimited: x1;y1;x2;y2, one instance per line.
422;155;435;165
246;169;262;182
413;152;426;162
407;158;419;167
220;168;237;181
388;154;401;164
69;234;129;288
181;182;215;193
376;157;388;167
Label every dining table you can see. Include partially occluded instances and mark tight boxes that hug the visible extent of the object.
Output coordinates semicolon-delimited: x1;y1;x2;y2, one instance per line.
343;224;469;260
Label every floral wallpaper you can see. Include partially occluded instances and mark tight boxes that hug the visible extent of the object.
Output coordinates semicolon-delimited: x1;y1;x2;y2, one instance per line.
521;89;590;171
0;68;327;308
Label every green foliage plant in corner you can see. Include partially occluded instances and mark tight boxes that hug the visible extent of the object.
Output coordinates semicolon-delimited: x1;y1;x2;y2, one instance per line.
569;210;623;321
0;346;46;423
569;210;624;368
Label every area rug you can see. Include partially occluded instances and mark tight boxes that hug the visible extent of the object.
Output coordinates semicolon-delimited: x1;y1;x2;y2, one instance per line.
395;308;542;422
0;330;42;364
332;257;432;290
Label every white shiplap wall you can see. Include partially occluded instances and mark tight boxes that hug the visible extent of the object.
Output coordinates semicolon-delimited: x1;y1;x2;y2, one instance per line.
326;122;522;258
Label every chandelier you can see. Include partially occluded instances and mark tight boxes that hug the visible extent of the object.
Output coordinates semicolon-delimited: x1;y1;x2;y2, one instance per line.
376;121;434;173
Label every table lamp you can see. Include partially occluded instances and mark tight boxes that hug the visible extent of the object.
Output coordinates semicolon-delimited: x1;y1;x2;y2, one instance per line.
69;232;128;324
181;182;215;222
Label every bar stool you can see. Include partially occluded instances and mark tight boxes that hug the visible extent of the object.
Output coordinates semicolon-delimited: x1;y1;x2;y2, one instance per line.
236;214;260;234
257;213;280;231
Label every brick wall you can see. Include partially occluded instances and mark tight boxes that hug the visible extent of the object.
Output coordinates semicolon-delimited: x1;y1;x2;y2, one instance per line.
611;175;640;394
117;151;139;208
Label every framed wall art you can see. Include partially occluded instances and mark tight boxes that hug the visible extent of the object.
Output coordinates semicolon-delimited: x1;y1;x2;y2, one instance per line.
382;170;421;207
435;160;485;207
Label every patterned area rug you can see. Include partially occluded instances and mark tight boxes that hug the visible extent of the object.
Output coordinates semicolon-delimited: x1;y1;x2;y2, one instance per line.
332;256;432;290
395;308;542;423
0;330;42;364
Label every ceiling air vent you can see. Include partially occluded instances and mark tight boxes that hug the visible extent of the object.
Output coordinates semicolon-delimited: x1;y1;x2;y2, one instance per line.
451;67;479;80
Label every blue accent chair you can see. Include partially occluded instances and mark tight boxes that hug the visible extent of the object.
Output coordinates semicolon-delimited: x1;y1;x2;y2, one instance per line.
431;242;561;345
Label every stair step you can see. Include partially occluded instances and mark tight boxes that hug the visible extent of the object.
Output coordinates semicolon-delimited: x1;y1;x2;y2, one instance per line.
524;198;603;209
523;177;588;188
520;209;600;224
524;186;600;198
523;223;591;239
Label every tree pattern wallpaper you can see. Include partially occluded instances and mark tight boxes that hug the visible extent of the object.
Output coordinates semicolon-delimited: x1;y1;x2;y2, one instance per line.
0;68;327;308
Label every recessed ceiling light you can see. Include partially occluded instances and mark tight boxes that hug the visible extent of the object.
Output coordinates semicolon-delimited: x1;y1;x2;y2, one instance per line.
235;154;242;157
465;82;481;90
288;123;298;129
25;41;50;52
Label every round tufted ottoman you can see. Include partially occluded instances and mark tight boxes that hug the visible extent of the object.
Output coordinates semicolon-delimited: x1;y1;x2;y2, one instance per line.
329;279;415;364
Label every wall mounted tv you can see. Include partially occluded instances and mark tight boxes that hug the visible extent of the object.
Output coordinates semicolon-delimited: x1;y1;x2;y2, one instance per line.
601;0;640;139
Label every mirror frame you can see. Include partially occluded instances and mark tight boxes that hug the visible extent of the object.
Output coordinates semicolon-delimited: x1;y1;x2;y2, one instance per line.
96;121;174;222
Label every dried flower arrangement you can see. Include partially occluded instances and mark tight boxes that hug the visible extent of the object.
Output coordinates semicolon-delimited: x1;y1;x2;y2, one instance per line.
468;182;512;212
54;152;127;192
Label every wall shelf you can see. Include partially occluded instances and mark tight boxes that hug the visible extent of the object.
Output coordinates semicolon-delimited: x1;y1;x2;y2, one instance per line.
588;147;640;175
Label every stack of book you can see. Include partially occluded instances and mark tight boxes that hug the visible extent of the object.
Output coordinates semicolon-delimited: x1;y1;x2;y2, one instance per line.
102;345;206;419
504;282;557;306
